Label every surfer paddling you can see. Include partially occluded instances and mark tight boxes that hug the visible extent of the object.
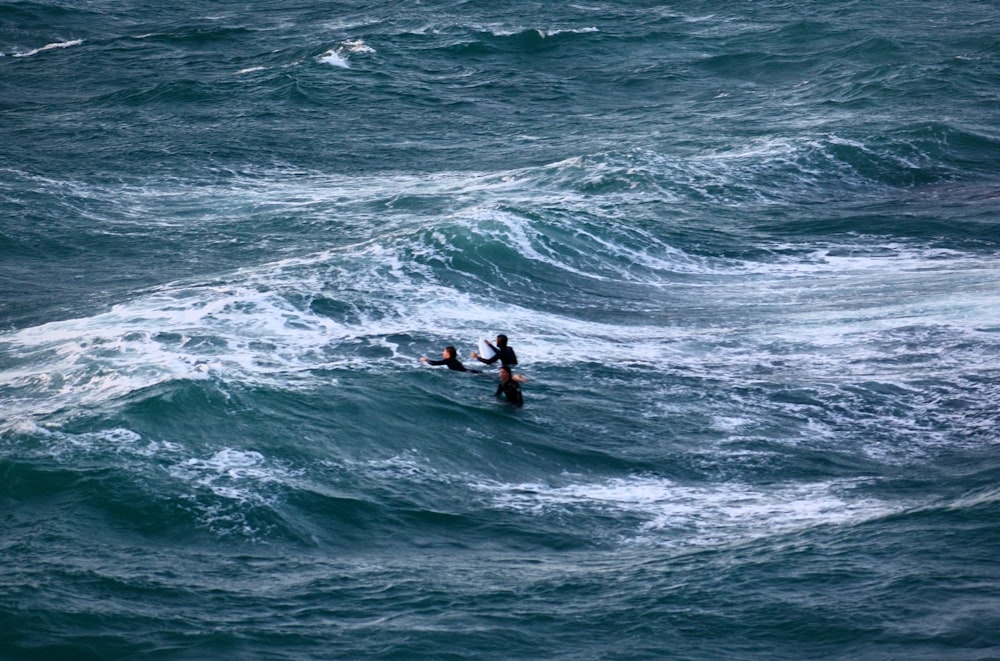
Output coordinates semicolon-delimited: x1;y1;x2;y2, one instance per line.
472;334;518;368
420;346;482;373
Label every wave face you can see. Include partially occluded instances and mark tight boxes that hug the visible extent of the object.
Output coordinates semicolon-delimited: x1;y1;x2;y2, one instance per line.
2;0;999;658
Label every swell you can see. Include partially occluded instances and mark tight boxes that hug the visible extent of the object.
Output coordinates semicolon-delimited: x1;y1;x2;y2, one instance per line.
2;131;997;336
435;26;598;56
6;328;997;552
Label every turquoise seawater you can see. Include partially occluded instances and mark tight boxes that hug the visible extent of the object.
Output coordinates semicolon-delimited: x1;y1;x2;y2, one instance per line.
2;1;1000;658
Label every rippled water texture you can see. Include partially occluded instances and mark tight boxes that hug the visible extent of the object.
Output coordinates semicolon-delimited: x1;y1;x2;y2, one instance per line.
2;1;999;658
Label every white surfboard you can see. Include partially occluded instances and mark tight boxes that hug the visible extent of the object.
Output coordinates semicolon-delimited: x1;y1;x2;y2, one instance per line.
477;338;496;361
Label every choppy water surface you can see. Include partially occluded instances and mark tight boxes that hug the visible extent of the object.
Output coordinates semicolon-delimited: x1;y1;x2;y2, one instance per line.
2;1;999;658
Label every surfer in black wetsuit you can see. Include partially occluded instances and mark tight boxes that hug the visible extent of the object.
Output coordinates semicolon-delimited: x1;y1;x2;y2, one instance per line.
420;346;482;373
472;334;518;368
495;366;526;407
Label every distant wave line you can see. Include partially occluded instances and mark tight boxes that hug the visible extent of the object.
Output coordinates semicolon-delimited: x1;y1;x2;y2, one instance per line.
13;39;84;58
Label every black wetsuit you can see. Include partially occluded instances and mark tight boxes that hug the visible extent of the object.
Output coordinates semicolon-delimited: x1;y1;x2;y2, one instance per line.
427;357;481;373
477;345;518;368
496;379;523;407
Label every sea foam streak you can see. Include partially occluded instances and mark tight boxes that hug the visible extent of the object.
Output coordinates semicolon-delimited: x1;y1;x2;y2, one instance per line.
13;39;83;58
475;475;900;549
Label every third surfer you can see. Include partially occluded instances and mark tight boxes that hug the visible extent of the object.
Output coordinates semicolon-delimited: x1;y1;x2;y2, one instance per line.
496;366;526;407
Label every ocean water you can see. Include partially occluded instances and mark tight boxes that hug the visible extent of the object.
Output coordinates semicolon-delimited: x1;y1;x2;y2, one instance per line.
2;0;999;658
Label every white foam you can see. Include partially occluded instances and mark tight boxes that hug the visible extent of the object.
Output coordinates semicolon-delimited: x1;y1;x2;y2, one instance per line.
0;278;345;428
550;27;600;36
2;221;991;436
475;475;897;549
3;160;997;434
483;26;599;39
14;39;83;58
339;39;375;54
317;39;375;69
170;448;283;498
162;448;298;538
345;453;446;483
318;48;349;68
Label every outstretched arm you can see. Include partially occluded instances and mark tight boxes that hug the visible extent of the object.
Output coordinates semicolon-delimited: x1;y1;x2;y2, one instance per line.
472;343;500;365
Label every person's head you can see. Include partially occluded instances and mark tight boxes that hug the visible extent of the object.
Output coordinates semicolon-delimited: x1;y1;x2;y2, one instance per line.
443;346;457;359
499;366;512;382
496;334;508;347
